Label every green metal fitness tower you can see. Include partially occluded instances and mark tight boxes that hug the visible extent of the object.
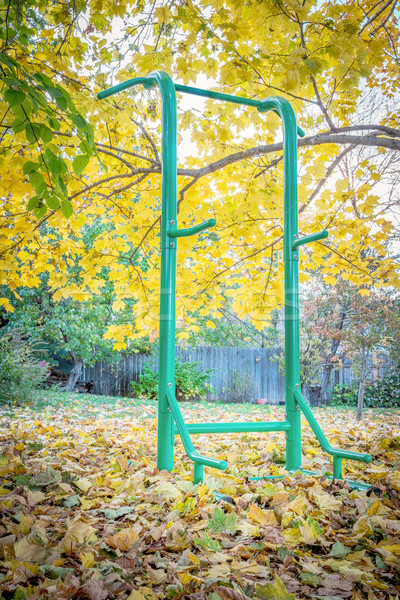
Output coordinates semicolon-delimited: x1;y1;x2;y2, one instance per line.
98;71;372;487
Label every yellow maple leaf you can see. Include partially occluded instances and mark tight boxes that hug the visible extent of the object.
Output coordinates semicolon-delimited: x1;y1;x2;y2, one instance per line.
80;551;95;568
105;527;139;551
248;503;278;526
0;297;14;312
256;574;295;600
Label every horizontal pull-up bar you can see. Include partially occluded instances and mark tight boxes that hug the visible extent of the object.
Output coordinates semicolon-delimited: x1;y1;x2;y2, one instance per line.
97;76;305;137
175;420;291;435
97;77;148;99
175;83;261;108
175;85;305;137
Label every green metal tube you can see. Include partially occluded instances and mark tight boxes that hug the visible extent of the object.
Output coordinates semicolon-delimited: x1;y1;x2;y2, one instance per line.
97;72;178;473
175;421;291;434
194;462;204;484
294;390;372;464
97;77;149;99
330;448;372;462
146;71;178;473
258;97;302;471
292;230;328;250
167;218;216;238
167;391;228;471
249;475;285;481
174;84;305;137
333;456;342;479
299;469;374;491
175;83;262;108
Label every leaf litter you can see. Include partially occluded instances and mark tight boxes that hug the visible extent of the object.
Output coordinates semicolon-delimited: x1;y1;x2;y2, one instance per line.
0;394;399;599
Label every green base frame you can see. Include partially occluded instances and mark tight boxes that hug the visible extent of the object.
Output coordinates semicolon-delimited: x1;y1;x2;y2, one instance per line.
98;71;372;488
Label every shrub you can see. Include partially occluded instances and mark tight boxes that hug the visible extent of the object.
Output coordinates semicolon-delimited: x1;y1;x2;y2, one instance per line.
331;374;400;408
223;370;258;403
131;364;158;400
0;329;49;404
131;360;214;401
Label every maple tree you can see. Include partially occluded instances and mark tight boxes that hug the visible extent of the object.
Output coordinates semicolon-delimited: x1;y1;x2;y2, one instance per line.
0;0;399;350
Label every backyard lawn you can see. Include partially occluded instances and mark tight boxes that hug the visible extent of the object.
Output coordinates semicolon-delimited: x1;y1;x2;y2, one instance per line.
0;391;399;599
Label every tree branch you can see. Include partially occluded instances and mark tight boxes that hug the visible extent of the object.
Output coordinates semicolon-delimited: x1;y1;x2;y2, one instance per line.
359;0;396;33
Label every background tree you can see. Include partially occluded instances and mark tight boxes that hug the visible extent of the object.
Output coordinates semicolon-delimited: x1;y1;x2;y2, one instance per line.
298;278;353;404
296;275;400;410
1;279;136;389
340;291;400;419
183;301;279;348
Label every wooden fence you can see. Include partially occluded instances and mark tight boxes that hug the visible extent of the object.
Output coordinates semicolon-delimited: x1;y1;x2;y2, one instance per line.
79;348;392;404
80;347;285;404
321;354;392;401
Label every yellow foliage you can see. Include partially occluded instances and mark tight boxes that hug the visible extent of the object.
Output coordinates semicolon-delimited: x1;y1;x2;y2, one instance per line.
0;0;398;348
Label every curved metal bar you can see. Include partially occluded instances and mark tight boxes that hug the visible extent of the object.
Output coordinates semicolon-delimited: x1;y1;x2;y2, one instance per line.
166;390;228;471
97;77;149;99
174;83;305;137
167;218;216;238
292;230;328;250
294;389;372;464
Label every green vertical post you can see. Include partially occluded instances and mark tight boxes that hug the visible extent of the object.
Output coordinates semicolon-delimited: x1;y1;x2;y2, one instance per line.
97;72;178;472
284;117;301;471
259;98;302;471
281;102;302;471
333;456;343;479
143;72;178;473
194;462;204;484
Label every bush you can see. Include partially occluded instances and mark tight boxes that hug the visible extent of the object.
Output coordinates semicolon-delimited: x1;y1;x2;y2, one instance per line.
0;329;49;404
132;360;214;401
223;370;258;403
331;374;400;408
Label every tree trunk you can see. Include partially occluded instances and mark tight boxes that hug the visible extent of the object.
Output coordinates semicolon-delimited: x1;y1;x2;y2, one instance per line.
356;371;365;421
307;385;321;406
318;310;347;405
356;349;367;421
66;359;84;391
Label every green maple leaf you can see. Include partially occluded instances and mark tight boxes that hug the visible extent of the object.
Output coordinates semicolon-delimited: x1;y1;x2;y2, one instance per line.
209;506;238;533
329;541;352;558
256;574;295;600
194;531;221;552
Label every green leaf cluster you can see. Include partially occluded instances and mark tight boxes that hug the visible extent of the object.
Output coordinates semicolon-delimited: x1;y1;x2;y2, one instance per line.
209;506;238;533
131;360;214;401
0;329;49;404
331;374;400;408
0;1;96;217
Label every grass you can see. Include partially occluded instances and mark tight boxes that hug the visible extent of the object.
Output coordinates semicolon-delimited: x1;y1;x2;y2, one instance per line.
1;388;278;420
1;387;398;420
